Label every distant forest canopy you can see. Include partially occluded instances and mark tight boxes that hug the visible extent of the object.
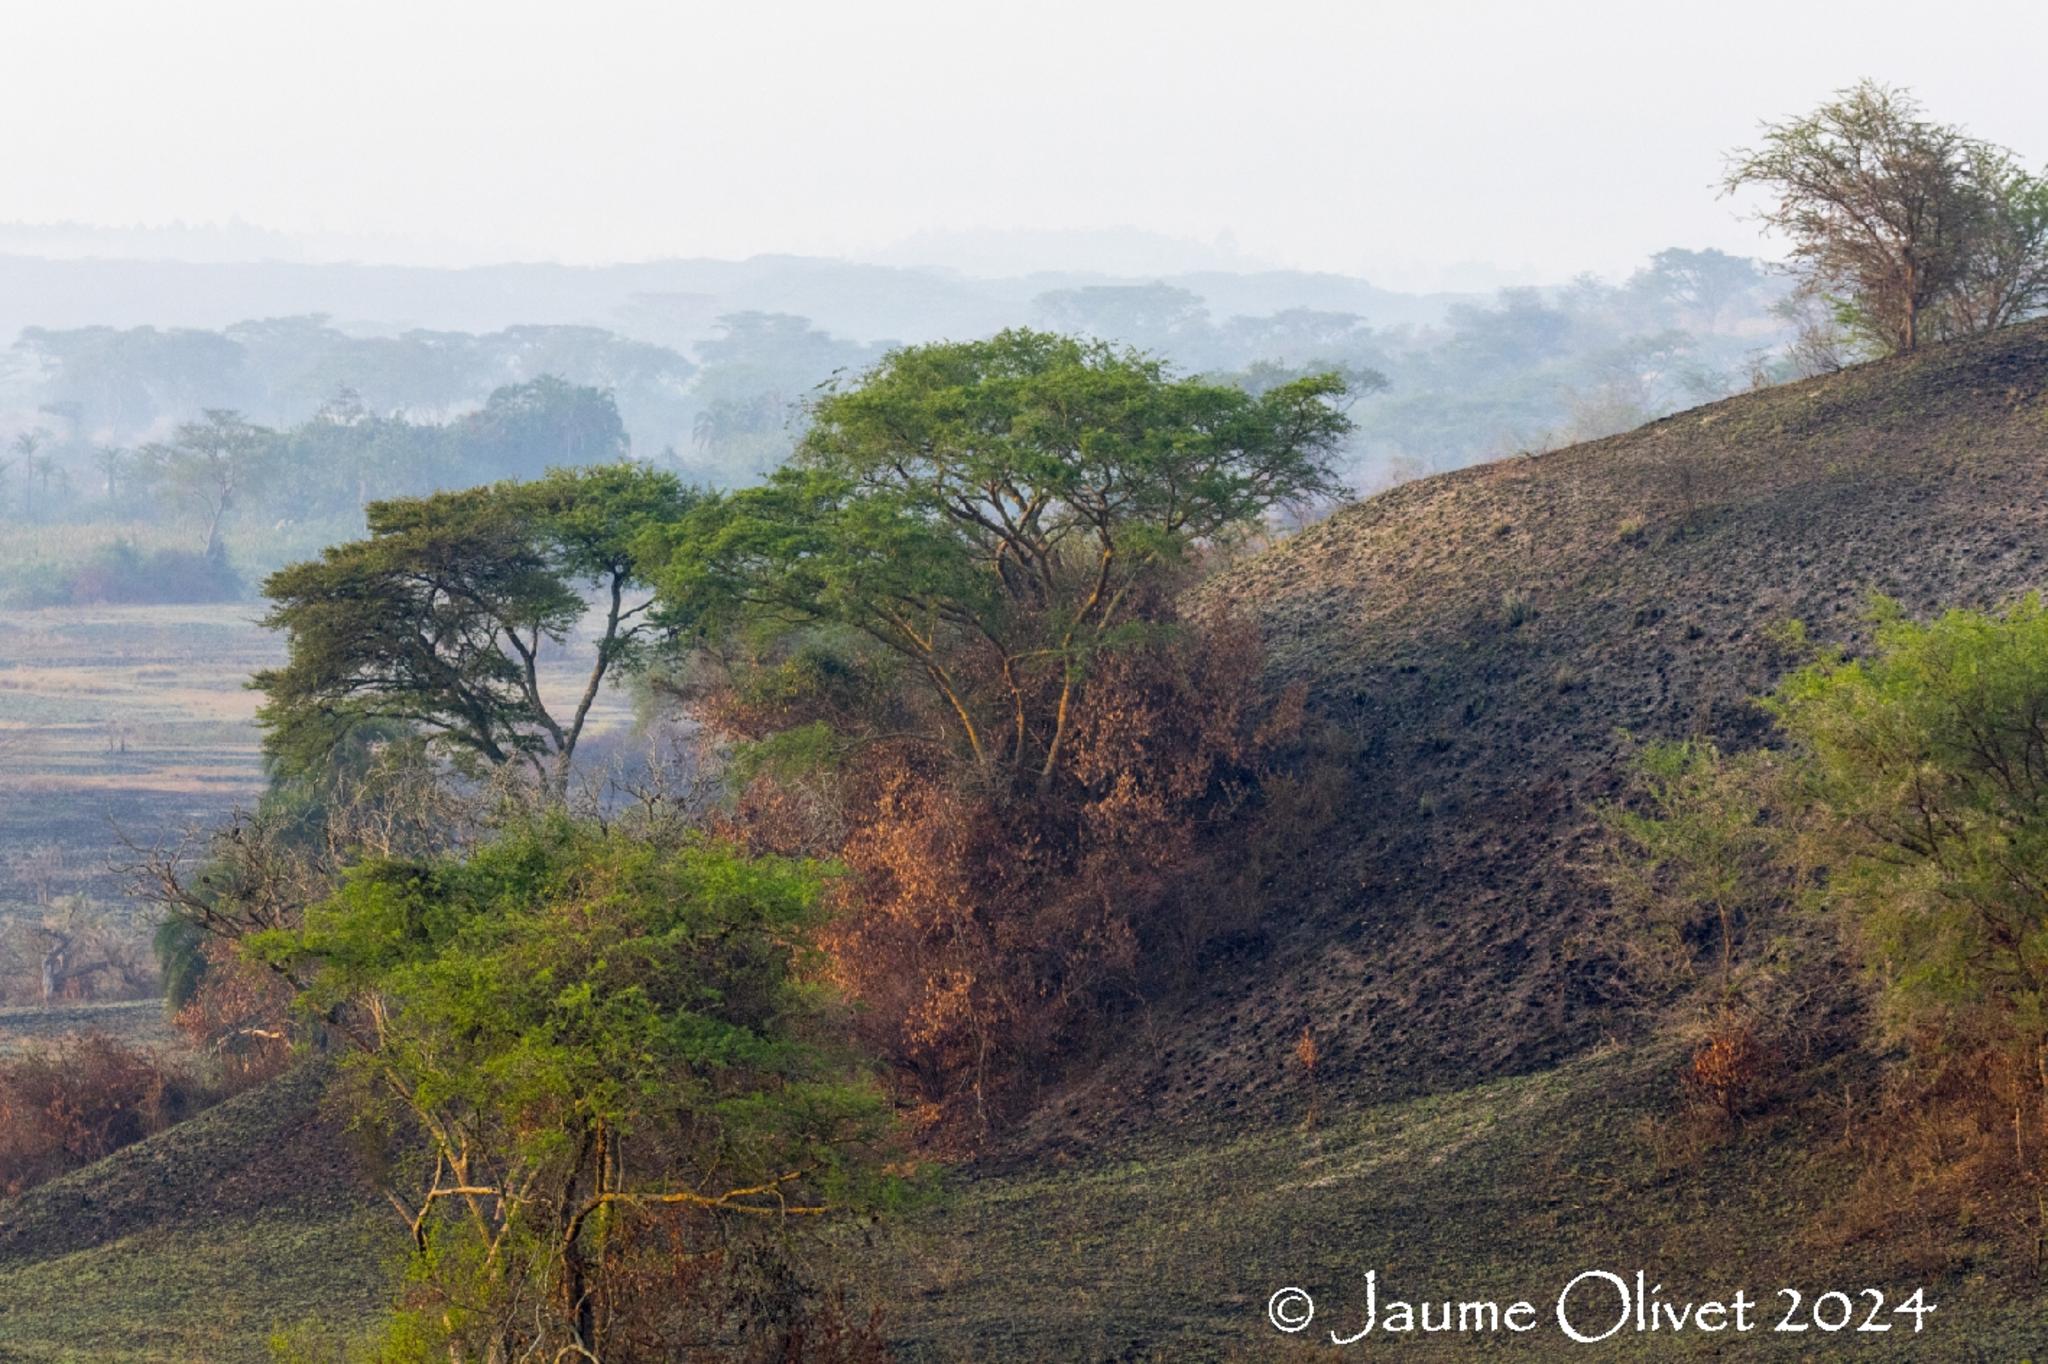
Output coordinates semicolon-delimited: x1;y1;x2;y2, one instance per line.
0;248;1798;603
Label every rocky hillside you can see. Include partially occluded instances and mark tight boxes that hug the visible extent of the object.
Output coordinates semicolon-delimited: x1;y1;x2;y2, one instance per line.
1028;318;2048;1150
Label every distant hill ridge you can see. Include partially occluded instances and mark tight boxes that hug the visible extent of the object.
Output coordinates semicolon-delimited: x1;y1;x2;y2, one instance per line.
0;252;1465;344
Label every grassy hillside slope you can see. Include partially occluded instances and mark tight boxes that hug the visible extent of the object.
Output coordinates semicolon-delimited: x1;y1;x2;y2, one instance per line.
0;1062;390;1361
7;324;2048;1358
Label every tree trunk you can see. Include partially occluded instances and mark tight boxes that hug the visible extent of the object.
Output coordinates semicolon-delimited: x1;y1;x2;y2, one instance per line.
1902;259;1920;352
204;500;230;565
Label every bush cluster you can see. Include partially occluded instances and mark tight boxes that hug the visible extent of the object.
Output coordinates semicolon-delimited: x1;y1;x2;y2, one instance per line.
0;540;240;607
0;1033;215;1197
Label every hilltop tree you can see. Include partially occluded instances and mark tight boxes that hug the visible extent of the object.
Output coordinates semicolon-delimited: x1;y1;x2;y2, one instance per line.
255;464;692;794
1942;143;2048;335
1725;81;2048;355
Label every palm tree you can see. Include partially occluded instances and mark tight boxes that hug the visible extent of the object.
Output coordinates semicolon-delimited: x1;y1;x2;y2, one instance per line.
13;431;44;518
30;453;57;514
94;445;125;502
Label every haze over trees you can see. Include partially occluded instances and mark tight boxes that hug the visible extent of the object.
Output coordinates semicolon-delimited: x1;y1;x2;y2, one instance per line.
0;377;635;607
0;259;1799;598
142;409;270;564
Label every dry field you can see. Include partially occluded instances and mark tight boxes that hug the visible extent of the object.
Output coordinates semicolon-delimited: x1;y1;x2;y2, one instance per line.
0;604;278;911
0;599;640;930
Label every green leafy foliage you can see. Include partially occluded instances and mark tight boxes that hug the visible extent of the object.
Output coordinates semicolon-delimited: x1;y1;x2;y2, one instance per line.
1769;595;2048;1054
247;817;892;1360
1609;594;2048;1120
254;464;694;789
1601;737;1792;1003
652;329;1350;780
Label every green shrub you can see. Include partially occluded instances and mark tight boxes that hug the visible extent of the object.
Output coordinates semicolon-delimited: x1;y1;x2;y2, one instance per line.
0;539;241;607
1770;594;2048;1056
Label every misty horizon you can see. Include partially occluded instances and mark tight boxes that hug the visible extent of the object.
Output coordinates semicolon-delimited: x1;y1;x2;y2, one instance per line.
0;216;1664;296
7;0;2045;290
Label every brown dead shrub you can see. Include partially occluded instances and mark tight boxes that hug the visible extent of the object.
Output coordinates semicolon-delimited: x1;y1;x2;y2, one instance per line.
172;937;295;1090
709;609;1318;1143
1685;1018;1771;1125
0;1033;215;1197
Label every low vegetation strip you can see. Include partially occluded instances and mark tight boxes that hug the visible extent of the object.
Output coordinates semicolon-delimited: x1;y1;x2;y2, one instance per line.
0;1000;175;1053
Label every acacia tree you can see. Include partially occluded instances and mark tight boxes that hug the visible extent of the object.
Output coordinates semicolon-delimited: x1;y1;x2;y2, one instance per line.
255;463;691;795
1767;597;2048;1060
652;331;1343;1134
1601;739;1791;1005
1725;81;2048;356
654;329;1349;786
1615;600;2048;1149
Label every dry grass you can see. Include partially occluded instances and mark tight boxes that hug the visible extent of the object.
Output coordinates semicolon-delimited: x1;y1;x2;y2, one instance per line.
0;605;277;910
0;1063;392;1362
0;1000;178;1055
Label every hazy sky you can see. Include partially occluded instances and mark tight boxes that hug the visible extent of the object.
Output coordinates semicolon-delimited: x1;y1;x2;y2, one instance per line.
4;0;2045;287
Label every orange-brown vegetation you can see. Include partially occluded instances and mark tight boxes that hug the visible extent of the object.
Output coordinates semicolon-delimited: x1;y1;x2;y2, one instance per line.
171;938;294;1088
1810;1029;2048;1281
1294;1024;1322;1130
1684;1018;1770;1125
0;1032;214;1197
709;609;1319;1142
